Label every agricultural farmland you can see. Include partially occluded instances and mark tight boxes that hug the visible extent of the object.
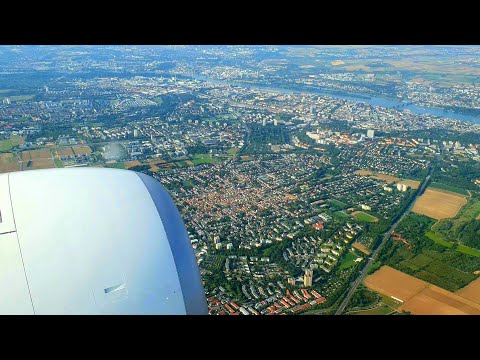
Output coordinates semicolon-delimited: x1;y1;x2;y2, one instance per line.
21;158;56;170
370;173;401;183
72;145;92;156
430;182;470;196
456;277;480;304
379;213;480;292
124;160;142;169
352;241;371;255
20;149;52;161
0;153;20;173
412;188;467;220
19;149;55;170
364;266;480;315
56;147;75;158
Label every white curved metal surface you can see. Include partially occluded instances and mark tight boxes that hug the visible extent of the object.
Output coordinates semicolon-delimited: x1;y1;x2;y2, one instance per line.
0;168;207;315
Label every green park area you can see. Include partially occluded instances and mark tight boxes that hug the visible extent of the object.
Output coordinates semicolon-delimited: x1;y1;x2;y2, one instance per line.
182;180;194;189
328;198;348;209
227;147;240;157
428;197;480;256
346;287;401;315
8;95;35;102
334;210;350;219
0;135;24;151
191;153;219;165
339;252;360;271
54;159;64;168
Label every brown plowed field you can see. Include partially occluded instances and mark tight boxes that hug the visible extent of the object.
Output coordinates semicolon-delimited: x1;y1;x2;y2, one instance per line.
364;266;480;315
412;189;467;220
371;173;401;183
124;160;142;169
352;241;371;255
21;149;51;160
72;145;92;156
456;277;480;304
354;169;373;176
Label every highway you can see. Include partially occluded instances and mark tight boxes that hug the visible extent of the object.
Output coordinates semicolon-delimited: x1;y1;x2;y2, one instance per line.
334;165;434;315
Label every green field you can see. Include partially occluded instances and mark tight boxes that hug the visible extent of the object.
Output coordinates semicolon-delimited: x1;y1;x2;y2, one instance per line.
456;245;480;257
431;197;480;253
227;147;240;156
105;162;125;169
447;198;480;231
54;159;64;168
0;135;24;151
334;210;350;219
152;97;163;105
205;255;226;272
379;294;403;309
413;260;476;291
349;292;402;315
191;153;218;165
398;259;420;272
182;180;194;189
425;231;454;248
328;198;348;209
339;252;359;270
8;95;35;102
354;212;378;222
430;182;470;196
367;261;382;275
380;212;480;292
175;161;189;167
407;253;435;268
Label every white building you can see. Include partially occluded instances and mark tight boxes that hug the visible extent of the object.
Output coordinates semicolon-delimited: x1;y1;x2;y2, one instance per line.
360;204;371;211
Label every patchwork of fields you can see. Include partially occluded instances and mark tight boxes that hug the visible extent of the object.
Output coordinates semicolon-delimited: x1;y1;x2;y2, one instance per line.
365;266;480;315
0;144;93;173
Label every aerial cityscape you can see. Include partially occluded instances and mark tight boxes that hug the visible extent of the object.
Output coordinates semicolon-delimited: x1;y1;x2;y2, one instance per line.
0;45;479;315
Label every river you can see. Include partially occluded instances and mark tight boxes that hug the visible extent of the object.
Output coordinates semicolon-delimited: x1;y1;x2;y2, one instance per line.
183;74;480;125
